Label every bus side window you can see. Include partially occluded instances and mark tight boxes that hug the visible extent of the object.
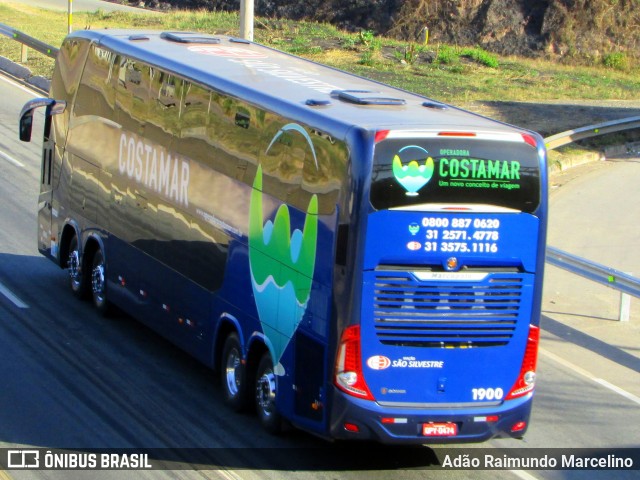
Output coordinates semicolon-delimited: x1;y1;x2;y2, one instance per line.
201;92;261;180
301;131;347;216
148;69;182;139
176;81;210;163
49;38;91;149
257;116;304;206
73;46;116;123
114;57;151;134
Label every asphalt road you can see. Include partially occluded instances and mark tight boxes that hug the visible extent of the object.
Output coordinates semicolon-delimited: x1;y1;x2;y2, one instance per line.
0;74;639;480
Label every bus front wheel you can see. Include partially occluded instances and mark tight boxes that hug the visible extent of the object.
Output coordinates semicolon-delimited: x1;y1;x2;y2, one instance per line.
221;332;249;412
255;352;282;434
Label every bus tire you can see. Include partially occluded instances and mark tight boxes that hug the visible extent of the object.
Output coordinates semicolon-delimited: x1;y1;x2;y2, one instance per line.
255;351;282;434
221;332;249;412
91;248;110;316
68;235;89;299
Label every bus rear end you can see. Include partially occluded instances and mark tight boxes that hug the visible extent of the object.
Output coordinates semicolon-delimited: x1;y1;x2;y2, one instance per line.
332;128;547;444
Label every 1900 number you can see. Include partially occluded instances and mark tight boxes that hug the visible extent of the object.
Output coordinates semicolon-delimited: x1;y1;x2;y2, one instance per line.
471;387;504;401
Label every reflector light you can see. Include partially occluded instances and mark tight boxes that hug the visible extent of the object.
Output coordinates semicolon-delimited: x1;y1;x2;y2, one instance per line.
381;417;408;424
511;421;527;432
475;415;500;423
344;422;360;433
335;325;374;400
374;130;390;143
506;325;540;399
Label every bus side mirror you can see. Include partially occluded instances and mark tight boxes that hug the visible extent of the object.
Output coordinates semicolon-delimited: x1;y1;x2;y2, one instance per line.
19;110;34;142
18;98;67;143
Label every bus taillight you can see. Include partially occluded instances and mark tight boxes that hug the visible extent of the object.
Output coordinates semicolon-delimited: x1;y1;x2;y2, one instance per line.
374;130;390;143
335;325;374;400
505;325;540;400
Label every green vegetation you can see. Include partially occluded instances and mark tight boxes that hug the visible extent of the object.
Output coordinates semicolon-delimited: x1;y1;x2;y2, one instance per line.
603;52;630;71
0;1;638;107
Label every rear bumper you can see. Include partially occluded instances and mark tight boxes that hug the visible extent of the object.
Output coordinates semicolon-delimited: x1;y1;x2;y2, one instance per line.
329;388;533;444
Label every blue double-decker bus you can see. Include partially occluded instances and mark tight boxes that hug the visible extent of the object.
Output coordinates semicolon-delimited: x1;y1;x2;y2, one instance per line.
20;29;547;444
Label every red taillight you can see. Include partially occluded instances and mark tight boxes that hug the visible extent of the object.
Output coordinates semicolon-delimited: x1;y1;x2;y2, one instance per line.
506;325;540;400
334;325;374;400
521;133;538;149
374;130;390;143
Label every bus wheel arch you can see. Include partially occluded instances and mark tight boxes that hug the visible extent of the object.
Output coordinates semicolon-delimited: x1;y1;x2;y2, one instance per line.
59;224;77;270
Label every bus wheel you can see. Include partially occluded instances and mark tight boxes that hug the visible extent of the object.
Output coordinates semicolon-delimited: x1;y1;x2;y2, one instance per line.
221;333;249;412
255;352;282;434
91;249;110;315
68;236;88;299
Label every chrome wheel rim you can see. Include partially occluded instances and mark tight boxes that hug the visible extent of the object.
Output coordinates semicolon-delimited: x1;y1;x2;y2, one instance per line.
92;262;105;305
68;250;81;289
224;347;242;397
257;368;276;418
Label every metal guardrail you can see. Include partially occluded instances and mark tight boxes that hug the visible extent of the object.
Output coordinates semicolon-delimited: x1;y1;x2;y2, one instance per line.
547;246;640;321
545;116;640;150
0;23;58;60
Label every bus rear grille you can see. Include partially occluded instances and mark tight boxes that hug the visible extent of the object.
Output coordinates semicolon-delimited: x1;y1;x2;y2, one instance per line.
372;271;523;348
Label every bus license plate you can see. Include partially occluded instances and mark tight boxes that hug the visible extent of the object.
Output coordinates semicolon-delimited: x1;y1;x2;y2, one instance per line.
422;422;458;437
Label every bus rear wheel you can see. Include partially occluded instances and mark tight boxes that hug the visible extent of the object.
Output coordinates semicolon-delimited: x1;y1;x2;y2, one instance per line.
68;235;88;299
91;248;110;315
221;332;249;412
255;352;282;434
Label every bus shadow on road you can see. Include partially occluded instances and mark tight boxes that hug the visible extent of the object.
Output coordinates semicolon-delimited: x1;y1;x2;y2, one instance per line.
541;314;640;374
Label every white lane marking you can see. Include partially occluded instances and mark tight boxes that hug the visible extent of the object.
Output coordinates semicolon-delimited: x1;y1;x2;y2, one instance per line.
0;281;29;309
594;378;640;406
0;150;25;168
540;347;640;406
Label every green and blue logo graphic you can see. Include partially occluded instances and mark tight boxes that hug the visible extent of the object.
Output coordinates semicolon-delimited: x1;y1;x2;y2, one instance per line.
392;145;435;196
249;124;319;373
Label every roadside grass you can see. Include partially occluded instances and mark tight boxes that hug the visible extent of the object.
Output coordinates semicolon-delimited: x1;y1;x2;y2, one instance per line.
1;1;638;106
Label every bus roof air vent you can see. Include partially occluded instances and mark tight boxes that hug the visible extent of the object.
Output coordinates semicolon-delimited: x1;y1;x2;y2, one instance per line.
129;35;150;42
332;90;406;106
229;37;251;44
422;101;448;110
306;99;332;107
160;32;221;44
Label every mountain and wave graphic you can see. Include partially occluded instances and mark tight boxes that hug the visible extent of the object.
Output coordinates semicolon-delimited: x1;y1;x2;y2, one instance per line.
249;165;318;373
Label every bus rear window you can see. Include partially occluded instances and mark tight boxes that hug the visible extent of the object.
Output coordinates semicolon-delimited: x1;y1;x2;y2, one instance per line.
370;136;541;213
